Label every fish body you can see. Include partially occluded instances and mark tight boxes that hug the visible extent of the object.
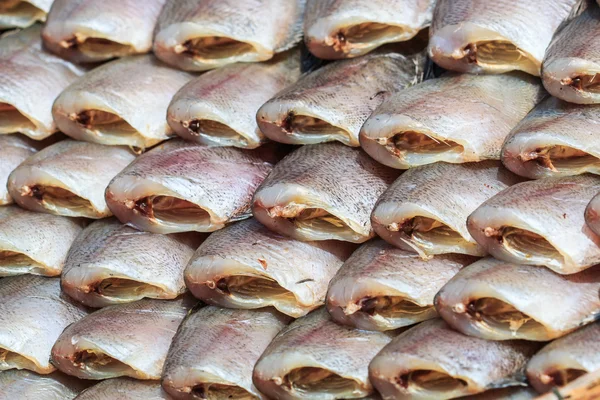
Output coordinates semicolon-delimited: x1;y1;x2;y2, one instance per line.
0;0;52;29
75;378;174;400
458;387;538;399
586;192;600;236
0;370;88;400
0;135;39;205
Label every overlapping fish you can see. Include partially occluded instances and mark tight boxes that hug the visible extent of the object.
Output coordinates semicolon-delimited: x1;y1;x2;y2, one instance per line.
586;193;600;235
0;135;39;205
459;387;538;400
75;378;174;400
0;370;88;400
0;0;52;29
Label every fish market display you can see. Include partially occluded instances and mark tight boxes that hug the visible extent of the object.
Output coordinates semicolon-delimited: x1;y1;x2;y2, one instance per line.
153;0;305;71
168;50;301;149
62;218;203;308
359;73;544;169
0;276;87;374
256;51;424;147
185;218;354;317
0;135;39;205
253;143;399;243
0;205;82;276
163;306;291;399
0;25;84;140
42;0;167;63
326;240;474;331
0;370;88;400
51;297;192;380
106;140;282;234
8;140;135;219
369;319;540;400
303;0;434;59
253;308;393;400
75;378;174;400
0;0;52;29
468;175;600;274
435;258;600;341
372;161;522;256
53;55;193;150
428;0;579;76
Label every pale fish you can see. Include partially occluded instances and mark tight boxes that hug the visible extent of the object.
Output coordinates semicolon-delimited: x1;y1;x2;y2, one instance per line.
0;0;52;29
0;370;89;400
0;135;39;205
75;378;174;400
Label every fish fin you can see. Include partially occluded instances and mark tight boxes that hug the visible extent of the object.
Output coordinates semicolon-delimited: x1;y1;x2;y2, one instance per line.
274;0;307;53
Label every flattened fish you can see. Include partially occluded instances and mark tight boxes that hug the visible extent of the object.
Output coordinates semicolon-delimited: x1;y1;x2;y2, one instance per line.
106;140;282;234
0;370;88;400
304;0;434;59
0;0;52;29
435;258;600;341
184;218;355;318
252;143;399;243
0;135;38;205
0;25;84;140
535;369;600;400
0;276;87;374
53;55;193;150
257;51;424;147
168;50;301;149
62;218;204;308
369;319;540;400
359;73;545;169
163;306;291;399
458;387;538;400
0;206;82;276
51;297;192;380
527;322;600;393
372;161;522;256
428;0;579;76
8;140;135;218
253;308;393;400
326;240;475;331
586;193;600;236
153;0;305;71
467;175;600;274
42;0;167;63
75;378;173;400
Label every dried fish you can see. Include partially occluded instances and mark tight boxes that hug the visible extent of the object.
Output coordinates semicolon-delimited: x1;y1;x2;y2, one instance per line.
0;0;52;29
457;387;538;399
75;378;174;400
0;135;39;205
0;370;88;400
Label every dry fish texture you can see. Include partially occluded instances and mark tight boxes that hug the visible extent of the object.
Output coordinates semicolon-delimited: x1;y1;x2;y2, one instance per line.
457;387;538;399
0;0;53;29
75;378;174;400
0;370;89;400
0;135;39;205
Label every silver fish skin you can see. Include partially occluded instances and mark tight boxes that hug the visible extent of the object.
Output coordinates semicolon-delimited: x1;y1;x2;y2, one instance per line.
467;175;600;274
372;161;522;257
434;258;600;341
8;140;135;219
256;52;424;147
75;378;174;400
0;370;89;400
0;205;83;277
303;0;434;59
359;73;545;169
0;25;84;140
62;218;204;308
586;193;600;236
106;140;282;234
0;276;87;374
153;0;305;71
253;307;393;400
42;0;167;63
326;239;475;331
53;55;194;150
502;97;600;179
0;0;52;29
0;135;39;205
51;297;193;380
428;0;579;76
168;50;301;149
369;319;540;400
184;218;355;318
252;143;400;243
457;387;538;400
162;306;291;400
527;322;600;393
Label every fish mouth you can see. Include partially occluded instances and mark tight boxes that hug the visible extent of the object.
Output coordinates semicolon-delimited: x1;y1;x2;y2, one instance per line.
68;349;136;376
0;347;39;372
378;130;464;165
209;275;296;307
70;109;144;148
130;195;212;227
395;370;468;396
0;250;48;276
185;383;255;400
0;102;36;134
88;278;164;303
539;368;588;389
457;40;538;75
560;74;600;94
386;216;467;254
466;297;545;337
183;118;249;147
174;36;257;62
518;145;600;175
19;184;97;218
275;112;352;145
59;35;135;60
350;295;432;319
280;367;362;398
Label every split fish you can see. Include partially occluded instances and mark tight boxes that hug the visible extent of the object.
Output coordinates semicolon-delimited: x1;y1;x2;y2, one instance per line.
0;370;89;400
75;378;174;400
0;135;39;205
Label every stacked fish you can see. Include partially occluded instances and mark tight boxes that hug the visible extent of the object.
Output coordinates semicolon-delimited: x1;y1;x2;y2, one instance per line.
0;0;600;399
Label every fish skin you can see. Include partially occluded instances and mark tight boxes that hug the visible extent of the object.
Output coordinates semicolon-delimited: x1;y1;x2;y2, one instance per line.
8;140;135;219
435;258;600;341
467;175;600;274
75;378;174;400
42;0;167;63
62;218;204;308
303;0;434;59
256;51;425;147
252;143;400;243
162;306;291;400
0;276;88;374
51;297;193;380
184;218;355;318
0;25;84;140
0;205;83;277
253;307;393;400
153;0;306;71
428;0;579;76
53;55;194;150
0;0;53;29
359;73;545;169
326;239;475;331
0;135;39;205
0;370;89;400
372;161;522;256
369;319;540;400
457;387;538;399
168;50;301;149
586;193;600;236
527;322;600;393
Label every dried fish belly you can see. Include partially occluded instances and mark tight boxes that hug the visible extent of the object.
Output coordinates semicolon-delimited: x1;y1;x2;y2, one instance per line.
76;378;173;399
0;370;88;400
0;0;52;29
0;135;38;205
